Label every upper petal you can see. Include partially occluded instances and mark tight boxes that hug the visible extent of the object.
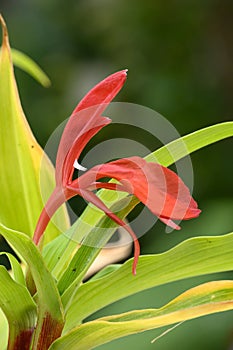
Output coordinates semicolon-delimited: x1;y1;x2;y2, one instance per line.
55;70;127;185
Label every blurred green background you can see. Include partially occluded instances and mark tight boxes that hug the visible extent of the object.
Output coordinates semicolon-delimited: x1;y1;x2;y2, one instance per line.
1;0;233;349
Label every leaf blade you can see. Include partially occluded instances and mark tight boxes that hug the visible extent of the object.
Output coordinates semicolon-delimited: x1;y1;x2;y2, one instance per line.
0;266;36;350
50;280;233;350
64;231;233;329
0;15;69;243
0;308;8;350
0;223;65;348
11;48;51;87
0;252;26;286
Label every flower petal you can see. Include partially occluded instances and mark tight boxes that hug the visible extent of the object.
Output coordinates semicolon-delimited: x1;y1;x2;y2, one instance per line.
33;186;67;244
75;157;201;227
56;70;127;185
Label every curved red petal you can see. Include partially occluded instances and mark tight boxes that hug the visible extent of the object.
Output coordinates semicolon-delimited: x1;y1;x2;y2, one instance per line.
62;118;111;185
33;186;67;244
75;156;201;228
56;70;127;186
73;70;128;112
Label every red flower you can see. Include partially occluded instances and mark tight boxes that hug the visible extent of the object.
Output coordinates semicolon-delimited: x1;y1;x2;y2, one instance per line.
33;70;200;274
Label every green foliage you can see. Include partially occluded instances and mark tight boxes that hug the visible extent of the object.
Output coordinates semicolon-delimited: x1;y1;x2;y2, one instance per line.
11;49;51;87
64;231;233;329
0;13;232;350
0;265;36;349
0;223;65;348
50;281;233;350
0;252;25;286
0;15;69;243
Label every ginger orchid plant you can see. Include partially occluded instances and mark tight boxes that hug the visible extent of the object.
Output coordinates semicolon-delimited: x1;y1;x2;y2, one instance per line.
33;69;200;274
0;15;233;350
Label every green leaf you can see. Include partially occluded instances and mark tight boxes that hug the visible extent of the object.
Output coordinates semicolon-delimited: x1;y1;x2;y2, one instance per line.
0;308;8;350
0;223;65;349
58;197;138;308
42;200;132;280
0;265;36;350
0;15;69;243
11;49;51;87
64;231;233;329
146;121;233;164
0;252;26;286
89;264;122;282
49;280;233;350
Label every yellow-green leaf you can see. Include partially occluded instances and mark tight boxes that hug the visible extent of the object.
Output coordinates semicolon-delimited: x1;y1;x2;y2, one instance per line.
0;15;69;242
49;280;233;350
0;252;26;286
0;265;37;350
0;308;8;350
64;231;233;328
0;223;65;348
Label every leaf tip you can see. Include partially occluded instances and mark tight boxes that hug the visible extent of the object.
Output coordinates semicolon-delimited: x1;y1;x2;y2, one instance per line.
0;14;9;47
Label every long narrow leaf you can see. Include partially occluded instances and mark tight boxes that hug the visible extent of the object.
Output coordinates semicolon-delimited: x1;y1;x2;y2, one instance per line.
0;15;69;243
64;231;233;329
50;280;233;350
0;308;8;350
0;223;64;348
0;266;36;350
146;121;233;164
11;49;51;87
0;252;26;286
58;197;138;306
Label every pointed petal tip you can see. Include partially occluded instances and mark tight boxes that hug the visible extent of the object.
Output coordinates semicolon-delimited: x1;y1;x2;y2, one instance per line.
132;236;140;276
122;69;128;78
195;208;202;216
107;69;128;86
188;207;202;219
132;257;138;276
115;69;128;75
122;69;128;75
109;69;128;83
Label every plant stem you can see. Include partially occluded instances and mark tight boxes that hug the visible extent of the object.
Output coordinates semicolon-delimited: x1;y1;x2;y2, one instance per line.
32;312;63;350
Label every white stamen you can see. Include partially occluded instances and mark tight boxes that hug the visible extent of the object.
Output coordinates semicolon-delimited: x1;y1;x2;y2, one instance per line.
73;159;87;172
